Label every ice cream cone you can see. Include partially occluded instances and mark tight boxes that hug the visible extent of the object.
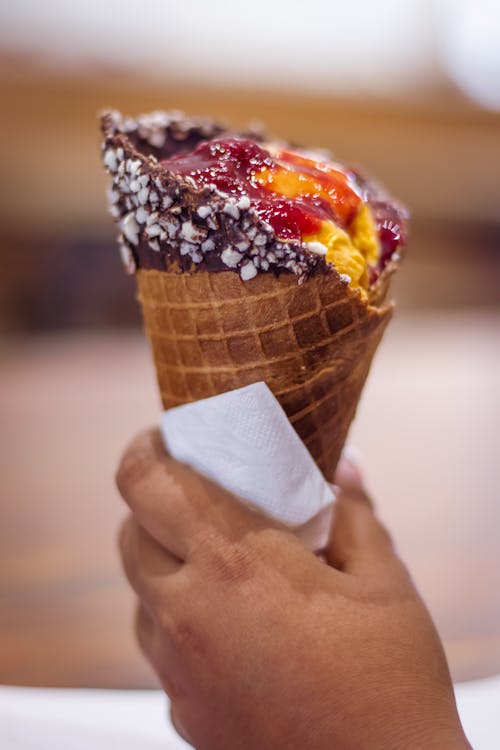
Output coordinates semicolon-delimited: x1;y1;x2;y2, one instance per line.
99;109;406;483
136;267;393;482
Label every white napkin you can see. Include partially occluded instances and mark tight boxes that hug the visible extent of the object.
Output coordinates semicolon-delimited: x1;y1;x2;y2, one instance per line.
161;382;335;550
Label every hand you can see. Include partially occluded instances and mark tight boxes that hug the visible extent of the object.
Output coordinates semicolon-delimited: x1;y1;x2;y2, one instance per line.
117;429;470;750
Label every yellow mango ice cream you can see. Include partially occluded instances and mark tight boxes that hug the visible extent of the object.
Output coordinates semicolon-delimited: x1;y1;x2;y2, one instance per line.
251;146;382;292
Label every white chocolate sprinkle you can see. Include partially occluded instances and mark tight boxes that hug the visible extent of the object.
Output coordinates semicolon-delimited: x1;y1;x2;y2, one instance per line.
160;215;180;238
180;241;196;256
223;202;240;220
236;196;251;211
128;159;141;176
201;238;215;252
306;241;328;256
181;221;208;243
221;247;242;268
103;149;117;172
135;206;149;224
121;212;139;245
240;261;258;280
138;187;149;205
145;224;162;238
197;206;212;219
106;185;120;204
118;238;136;274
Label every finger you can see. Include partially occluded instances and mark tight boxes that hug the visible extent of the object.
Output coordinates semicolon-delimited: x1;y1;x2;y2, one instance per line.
334;455;373;507
117;429;187;559
116;428;276;560
119;516;183;607
135;603;188;701
135;600;156;657
327;458;395;575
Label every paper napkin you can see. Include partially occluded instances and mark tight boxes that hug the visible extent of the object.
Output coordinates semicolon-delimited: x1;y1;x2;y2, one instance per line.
161;382;335;550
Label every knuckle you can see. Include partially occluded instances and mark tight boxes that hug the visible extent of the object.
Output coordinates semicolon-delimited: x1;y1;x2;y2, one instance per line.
115;429;155;498
135;603;155;655
119;543;137;588
203;536;258;585
117;517;134;565
155;598;205;658
117;519;144;593
168;617;205;658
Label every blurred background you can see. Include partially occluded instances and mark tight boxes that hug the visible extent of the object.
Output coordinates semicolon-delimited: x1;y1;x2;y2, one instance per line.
1;0;499;690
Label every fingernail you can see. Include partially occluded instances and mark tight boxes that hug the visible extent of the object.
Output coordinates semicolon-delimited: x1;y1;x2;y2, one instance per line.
342;444;363;465
335;457;361;486
335;455;363;487
335;456;374;508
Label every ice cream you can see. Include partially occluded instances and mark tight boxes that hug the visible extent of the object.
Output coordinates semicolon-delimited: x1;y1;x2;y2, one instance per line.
100;110;408;481
158;137;402;292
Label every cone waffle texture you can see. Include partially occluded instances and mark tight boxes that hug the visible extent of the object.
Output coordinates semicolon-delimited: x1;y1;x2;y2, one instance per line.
137;268;393;482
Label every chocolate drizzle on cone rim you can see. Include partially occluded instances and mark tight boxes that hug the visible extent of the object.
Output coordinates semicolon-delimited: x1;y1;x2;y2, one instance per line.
100;109;406;287
136;268;393;482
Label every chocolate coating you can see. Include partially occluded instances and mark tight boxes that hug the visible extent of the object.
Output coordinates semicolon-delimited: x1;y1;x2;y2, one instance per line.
100;110;407;285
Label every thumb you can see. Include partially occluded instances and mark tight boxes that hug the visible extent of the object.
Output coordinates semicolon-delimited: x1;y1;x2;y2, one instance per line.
326;456;396;576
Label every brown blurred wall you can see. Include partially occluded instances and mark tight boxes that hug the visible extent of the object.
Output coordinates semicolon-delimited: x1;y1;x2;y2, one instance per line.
1;63;499;331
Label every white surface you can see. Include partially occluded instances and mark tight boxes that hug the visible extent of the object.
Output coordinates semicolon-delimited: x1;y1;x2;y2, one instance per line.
161;382;335;549
0;687;188;749
1;676;499;748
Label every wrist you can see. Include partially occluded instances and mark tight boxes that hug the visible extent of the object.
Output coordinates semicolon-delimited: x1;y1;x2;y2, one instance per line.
403;724;471;750
378;712;471;750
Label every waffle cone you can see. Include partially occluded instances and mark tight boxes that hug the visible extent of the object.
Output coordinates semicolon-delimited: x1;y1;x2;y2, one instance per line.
136;268;393;482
